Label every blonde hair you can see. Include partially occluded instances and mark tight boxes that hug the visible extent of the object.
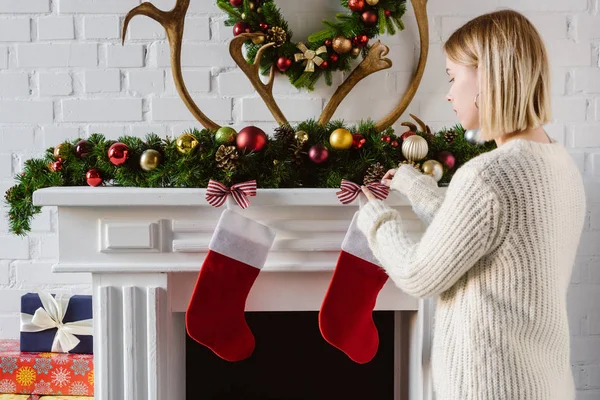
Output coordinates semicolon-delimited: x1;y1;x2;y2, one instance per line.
443;9;552;141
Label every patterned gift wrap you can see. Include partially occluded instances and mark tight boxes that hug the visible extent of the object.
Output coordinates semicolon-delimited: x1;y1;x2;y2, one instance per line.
0;340;93;396
0;396;93;400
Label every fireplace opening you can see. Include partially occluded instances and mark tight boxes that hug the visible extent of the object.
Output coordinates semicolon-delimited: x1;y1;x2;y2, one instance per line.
186;311;396;400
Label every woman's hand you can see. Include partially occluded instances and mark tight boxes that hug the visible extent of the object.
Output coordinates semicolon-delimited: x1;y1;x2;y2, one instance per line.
361;185;377;201
380;169;397;188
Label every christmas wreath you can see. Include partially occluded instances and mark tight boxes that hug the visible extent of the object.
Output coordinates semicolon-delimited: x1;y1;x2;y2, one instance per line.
218;0;407;90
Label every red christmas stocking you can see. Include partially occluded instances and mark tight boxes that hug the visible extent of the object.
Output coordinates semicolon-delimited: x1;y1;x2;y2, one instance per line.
319;210;389;364
186;208;276;362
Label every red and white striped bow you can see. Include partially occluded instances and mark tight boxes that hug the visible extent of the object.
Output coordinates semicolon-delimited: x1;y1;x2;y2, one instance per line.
336;179;389;205
205;180;257;209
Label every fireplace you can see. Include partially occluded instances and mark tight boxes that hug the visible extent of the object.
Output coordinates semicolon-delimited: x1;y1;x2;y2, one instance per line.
32;187;440;400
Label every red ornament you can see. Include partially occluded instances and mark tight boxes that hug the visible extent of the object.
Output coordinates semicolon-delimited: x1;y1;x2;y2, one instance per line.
385;9;391;17
348;0;366;12
352;134;366;149
75;139;92;158
325;39;333;47
437;151;456;169
51;161;63;171
391;140;399;148
233;21;251;36
353;34;369;47
309;144;329;164
86;169;103;187
401;131;416;141
381;135;391;143
320;61;329;69
329;53;339;63
259;22;269;31
230;0;243;7
237;126;268;152
361;10;378;26
108;142;130;166
276;56;292;72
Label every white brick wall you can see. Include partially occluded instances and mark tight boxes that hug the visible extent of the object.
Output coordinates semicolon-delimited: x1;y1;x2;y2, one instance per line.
0;0;598;398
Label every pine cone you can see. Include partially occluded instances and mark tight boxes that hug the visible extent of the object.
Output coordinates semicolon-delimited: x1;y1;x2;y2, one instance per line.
290;139;305;165
364;162;386;185
444;130;458;144
215;145;239;171
398;160;422;171
274;124;295;143
267;26;287;48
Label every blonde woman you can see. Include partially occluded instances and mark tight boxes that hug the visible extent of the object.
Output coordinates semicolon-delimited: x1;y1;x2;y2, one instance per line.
360;9;586;400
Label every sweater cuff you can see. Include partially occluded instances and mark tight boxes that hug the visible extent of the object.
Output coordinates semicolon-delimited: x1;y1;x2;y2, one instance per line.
357;200;397;237
390;164;425;195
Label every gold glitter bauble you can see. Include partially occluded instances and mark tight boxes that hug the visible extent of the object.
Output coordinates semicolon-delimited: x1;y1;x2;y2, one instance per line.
366;0;379;5
332;35;353;54
252;34;265;45
140;149;161;172
422;160;444;182
351;47;361;57
176;133;200;155
329;128;353;150
295;130;309;143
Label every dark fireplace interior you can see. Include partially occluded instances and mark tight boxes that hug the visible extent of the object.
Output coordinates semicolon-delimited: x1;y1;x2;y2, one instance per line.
186;311;395;400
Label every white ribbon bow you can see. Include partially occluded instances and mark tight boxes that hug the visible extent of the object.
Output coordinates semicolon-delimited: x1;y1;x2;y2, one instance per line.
20;292;93;353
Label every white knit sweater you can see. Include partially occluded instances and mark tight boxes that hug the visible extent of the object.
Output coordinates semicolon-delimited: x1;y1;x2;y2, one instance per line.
357;137;587;400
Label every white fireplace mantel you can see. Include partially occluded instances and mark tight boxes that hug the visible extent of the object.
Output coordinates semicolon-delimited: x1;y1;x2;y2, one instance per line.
34;186;445;400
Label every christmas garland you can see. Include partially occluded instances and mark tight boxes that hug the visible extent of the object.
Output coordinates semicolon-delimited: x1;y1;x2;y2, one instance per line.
218;0;407;90
4;117;496;236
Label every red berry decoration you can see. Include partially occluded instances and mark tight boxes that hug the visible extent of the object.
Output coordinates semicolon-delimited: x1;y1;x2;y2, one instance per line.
86;169;103;187
75;139;92;158
329;53;339;63
276;56;292;72
381;135;391;143
353;34;369;47
361;10;378;26
320;61;329;69
325;39;333;47
309;144;329;164
230;0;243;7
237;126;268;152
385;10;391;17
348;0;366;12
233;21;251;36
108;142;130;166
259;22;269;31
51;161;63;172
352;134;366;149
401;131;416;141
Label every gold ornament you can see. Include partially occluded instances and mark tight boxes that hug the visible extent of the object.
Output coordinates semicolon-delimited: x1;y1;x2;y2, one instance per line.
401;134;429;161
215;145;239;171
249;1;255;10
256;7;262;13
176;133;199;155
266;26;287;48
351;47;361;57
251;34;265;45
53;143;71;161
329;128;353;150
422;160;444;182
364;162;386;185
295;130;309;143
294;42;327;73
366;0;379;4
332;35;353;54
241;12;247;20
140;149;161;171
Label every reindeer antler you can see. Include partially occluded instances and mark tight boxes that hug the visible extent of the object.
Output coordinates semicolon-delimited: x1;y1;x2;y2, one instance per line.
375;0;429;132
318;40;392;126
229;33;288;127
122;0;221;131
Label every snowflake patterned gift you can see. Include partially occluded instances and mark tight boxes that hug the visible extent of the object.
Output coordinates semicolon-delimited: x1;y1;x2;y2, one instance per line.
0;340;93;396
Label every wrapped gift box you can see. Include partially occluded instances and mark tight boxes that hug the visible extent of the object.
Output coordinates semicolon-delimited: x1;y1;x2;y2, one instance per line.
0;340;93;397
20;293;93;354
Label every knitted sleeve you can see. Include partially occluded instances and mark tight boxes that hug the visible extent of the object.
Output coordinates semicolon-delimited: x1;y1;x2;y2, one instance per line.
357;166;500;299
390;165;445;225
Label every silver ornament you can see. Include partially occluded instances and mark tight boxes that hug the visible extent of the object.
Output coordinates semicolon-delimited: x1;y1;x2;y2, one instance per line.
422;160;444;182
464;129;484;145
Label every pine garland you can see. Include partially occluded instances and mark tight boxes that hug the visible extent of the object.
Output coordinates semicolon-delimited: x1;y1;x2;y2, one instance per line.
4;120;496;236
218;0;407;91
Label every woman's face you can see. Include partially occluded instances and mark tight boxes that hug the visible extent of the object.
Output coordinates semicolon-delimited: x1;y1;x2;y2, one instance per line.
445;56;480;130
